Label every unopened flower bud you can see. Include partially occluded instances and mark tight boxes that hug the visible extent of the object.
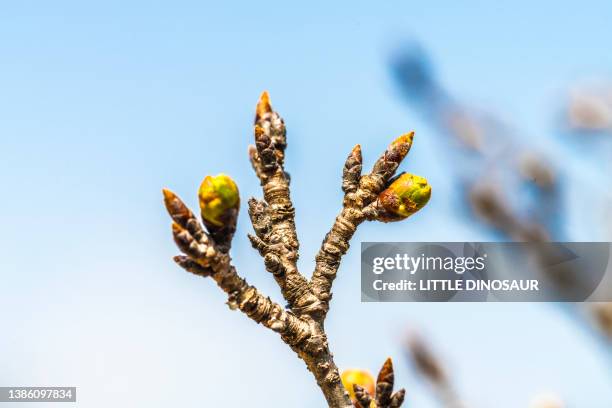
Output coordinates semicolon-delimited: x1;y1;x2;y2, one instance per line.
377;173;431;222
341;369;375;406
198;174;240;228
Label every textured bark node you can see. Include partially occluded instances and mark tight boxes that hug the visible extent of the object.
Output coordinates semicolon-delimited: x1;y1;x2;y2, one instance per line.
162;92;429;407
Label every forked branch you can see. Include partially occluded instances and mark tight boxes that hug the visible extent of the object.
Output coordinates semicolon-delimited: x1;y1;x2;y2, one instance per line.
162;92;431;407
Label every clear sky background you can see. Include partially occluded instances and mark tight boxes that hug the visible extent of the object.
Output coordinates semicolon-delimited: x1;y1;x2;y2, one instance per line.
1;1;611;407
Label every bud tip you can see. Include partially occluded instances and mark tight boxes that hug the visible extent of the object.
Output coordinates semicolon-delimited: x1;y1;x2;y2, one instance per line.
256;91;272;120
162;188;175;201
392;131;414;147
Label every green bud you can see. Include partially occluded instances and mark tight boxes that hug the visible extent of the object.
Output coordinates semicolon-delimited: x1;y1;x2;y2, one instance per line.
198;174;240;227
377;173;431;221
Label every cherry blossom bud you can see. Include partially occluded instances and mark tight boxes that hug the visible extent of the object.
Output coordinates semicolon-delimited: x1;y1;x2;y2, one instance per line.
198;174;240;228
376;173;431;222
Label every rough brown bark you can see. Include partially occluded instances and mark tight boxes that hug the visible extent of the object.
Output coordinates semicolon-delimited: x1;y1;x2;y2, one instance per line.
162;92;427;407
310;133;414;318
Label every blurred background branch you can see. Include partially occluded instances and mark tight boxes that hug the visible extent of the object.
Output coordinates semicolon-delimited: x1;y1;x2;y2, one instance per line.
389;41;612;405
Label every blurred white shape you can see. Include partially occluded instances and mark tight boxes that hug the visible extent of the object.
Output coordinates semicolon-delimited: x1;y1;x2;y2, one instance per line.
528;392;564;408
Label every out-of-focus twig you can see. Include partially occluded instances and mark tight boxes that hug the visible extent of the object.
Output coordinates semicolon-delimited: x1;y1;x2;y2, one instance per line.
566;84;612;132
591;303;612;339
390;43;562;242
406;334;465;408
390;43;612;348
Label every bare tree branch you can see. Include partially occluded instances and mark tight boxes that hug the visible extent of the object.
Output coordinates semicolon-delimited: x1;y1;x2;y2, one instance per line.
163;189;311;344
311;133;431;319
248;92;321;315
162;92;431;407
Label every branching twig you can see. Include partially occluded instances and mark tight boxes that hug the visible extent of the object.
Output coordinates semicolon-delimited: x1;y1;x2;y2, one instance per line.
162;92;431;407
311;135;431;318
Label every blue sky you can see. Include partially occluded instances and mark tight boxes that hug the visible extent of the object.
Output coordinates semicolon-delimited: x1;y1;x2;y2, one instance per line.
1;1;611;407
